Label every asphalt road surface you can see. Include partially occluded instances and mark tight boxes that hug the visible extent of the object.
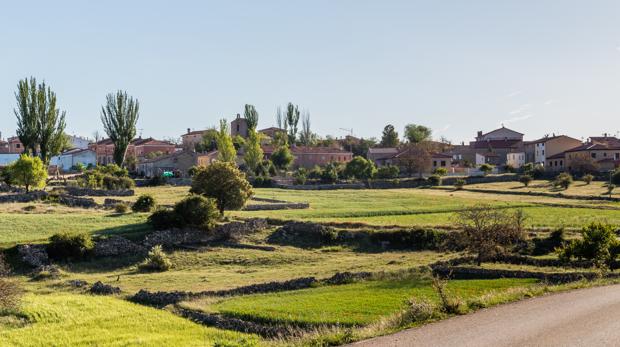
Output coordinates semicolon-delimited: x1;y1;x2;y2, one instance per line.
349;284;620;347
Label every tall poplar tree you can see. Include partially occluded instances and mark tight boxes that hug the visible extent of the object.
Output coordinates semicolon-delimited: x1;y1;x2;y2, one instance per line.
100;91;140;167
14;77;66;163
216;119;237;163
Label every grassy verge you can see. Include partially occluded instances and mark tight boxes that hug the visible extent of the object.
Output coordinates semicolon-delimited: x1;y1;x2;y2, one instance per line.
0;293;258;346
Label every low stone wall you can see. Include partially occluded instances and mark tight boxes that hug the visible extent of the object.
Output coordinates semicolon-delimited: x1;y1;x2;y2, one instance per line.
94;236;146;257
61;187;134;197
177;308;291;337
57;194;97;208
143;219;269;248
0;191;47;203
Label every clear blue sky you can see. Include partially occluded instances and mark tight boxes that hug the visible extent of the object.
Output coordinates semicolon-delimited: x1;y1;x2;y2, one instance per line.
1;1;619;143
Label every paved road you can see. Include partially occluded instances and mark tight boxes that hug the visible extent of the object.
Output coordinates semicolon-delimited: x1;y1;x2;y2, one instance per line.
349;284;620;347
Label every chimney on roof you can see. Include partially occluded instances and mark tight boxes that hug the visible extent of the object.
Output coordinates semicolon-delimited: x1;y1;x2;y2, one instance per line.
237;113;241;119
187;128;190;134
477;131;482;138
604;132;608;138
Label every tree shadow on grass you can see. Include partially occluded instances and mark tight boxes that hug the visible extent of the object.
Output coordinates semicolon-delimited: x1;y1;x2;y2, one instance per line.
93;222;153;241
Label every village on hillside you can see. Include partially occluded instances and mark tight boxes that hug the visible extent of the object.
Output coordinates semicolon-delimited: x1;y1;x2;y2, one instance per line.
1;108;617;181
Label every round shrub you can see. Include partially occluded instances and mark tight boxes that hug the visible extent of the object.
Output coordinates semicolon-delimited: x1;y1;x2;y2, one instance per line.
190;161;253;215
132;194;156;212
148;208;185;230
612;169;620;185
173;195;219;230
114;203;129;214
139;245;172;272
428;175;442;186
519;174;533;187
376;165;399;179
47;233;94;260
434;168;448;176
554;172;573;190
582;174;594;185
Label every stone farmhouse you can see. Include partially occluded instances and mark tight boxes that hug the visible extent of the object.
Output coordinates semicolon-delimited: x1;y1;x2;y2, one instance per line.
137;150;218;178
262;146;353;169
545;135;620;173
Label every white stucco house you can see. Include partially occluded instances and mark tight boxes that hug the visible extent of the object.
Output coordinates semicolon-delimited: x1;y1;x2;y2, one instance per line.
50;148;97;171
506;152;526;168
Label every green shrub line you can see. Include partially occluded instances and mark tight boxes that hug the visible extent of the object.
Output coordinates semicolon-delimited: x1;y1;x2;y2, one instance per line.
438;186;620;202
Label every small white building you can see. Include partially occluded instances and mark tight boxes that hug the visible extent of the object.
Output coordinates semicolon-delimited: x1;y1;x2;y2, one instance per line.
506;152;526;168
50;148;97;172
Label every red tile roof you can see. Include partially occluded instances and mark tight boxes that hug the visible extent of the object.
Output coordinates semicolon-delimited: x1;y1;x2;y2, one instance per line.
472;139;522;149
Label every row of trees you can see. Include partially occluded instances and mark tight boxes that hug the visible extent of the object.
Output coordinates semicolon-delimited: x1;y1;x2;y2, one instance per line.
14;77;140;168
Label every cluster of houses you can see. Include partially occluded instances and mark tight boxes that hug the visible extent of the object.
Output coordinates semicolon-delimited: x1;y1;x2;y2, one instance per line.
0;115;618;178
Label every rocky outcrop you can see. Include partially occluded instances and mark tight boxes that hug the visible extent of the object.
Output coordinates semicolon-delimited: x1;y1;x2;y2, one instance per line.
17;244;49;267
90;281;121;295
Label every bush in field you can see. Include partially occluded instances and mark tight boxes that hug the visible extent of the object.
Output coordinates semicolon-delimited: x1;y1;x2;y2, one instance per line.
376;165;399;179
519;174;533;187
9;154;47;192
293;168;307;185
344;156;376;180
114;203;129;214
270;146;294;171
454;178;466;190
369;229;445;250
503;164;515;173
454;206;527;265
558;223;619;268
479;164;493;176
173;195;219;230
139;245;172;272
148;208;185;230
432;276;465;314
427;175;442;186
132;194;156;212
190;161;253;215
582;174;594;185
252;176;272;188
47;233;94;260
553;172;573;190
79;164;134;190
320;163;339;183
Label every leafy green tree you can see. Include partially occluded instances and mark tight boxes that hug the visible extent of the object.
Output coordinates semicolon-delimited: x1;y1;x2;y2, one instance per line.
271;146;294;171
14;77;67;163
10;154;48;192
243;130;264;173
380;124;399;147
404;124;432;144
559;223;619;268
244;104;259;131
286;103;300;145
100;91;139;167
344;156;377;179
190;161;253;215
376;165;399;179
216;119;237;163
479;164;493;176
195;128;218;152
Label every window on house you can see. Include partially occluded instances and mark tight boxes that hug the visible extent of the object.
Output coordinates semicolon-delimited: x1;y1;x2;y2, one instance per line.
604;153;607;157
441;161;446;167
616;153;620;160
560;160;563;166
433;160;437;166
542;150;545;155
16;144;20;148
591;153;597;159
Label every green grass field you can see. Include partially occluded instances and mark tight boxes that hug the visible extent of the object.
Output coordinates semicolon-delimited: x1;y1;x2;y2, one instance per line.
194;278;538;326
0;293;257;346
